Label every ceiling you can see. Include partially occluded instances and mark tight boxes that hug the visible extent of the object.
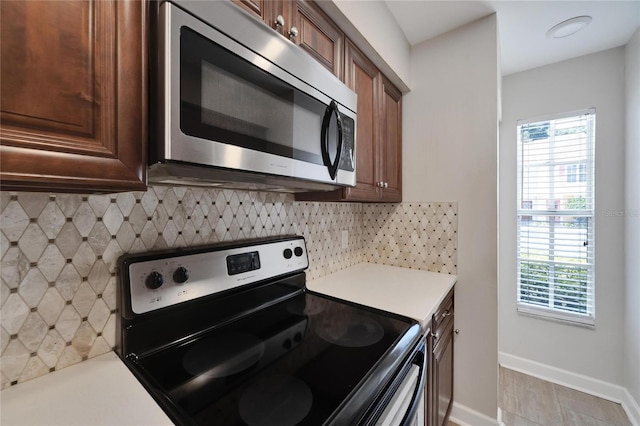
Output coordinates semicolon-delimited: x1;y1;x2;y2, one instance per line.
384;0;640;75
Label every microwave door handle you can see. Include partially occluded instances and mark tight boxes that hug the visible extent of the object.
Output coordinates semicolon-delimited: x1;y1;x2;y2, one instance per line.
321;100;344;180
399;349;427;426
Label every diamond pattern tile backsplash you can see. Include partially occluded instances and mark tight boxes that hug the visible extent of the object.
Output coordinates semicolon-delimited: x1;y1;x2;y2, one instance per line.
0;186;457;388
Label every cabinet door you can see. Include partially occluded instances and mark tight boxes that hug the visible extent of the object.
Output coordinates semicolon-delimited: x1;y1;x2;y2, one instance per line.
431;288;455;426
433;319;454;426
379;75;402;202
231;0;270;21
231;0;266;19
0;0;147;192
232;0;292;38
343;39;380;201
291;0;343;78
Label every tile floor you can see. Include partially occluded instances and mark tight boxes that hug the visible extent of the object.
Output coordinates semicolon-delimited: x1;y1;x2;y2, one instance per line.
499;367;632;426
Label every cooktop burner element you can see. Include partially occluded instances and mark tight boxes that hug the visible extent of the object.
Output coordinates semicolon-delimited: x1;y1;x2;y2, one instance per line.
238;374;313;426
183;333;265;378
117;236;423;425
315;315;384;348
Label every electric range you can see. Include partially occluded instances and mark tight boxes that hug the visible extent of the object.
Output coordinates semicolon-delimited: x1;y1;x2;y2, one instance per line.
116;236;425;425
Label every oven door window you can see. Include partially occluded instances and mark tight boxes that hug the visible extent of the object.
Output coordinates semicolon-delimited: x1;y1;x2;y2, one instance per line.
179;27;354;173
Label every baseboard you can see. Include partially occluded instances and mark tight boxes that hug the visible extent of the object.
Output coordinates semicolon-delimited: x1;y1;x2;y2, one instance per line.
499;352;640;426
623;388;640;426
497;407;505;426
449;401;500;426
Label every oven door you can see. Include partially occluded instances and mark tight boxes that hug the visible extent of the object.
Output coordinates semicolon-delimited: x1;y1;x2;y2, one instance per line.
155;2;356;187
370;341;427;426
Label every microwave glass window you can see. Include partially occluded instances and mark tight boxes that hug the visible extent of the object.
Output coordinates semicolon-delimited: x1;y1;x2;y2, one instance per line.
180;27;354;172
200;61;292;149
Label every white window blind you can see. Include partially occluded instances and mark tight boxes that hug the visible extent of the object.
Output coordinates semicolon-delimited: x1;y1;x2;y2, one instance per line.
516;109;595;326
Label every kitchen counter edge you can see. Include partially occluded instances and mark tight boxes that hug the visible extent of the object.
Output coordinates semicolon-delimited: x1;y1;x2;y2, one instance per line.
0;351;173;426
307;263;457;330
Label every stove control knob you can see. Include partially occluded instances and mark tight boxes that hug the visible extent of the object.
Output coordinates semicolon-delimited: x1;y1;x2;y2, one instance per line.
283;248;293;259
173;266;190;284
294;246;303;257
145;271;164;290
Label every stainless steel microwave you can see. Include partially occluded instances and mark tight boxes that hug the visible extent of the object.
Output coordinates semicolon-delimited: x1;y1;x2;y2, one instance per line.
150;0;357;192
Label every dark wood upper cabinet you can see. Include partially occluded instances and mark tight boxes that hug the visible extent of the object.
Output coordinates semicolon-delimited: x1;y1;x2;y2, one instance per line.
342;39;380;201
230;0;403;203
231;0;269;20
233;0;402;202
291;1;343;79
298;40;403;203
232;0;343;79
379;74;402;202
232;0;291;37
0;0;147;193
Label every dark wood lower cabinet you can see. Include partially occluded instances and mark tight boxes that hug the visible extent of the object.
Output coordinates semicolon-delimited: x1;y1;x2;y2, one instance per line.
427;288;455;426
432;318;454;426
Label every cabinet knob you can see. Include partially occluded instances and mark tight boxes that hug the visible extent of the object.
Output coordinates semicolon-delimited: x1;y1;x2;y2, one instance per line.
288;26;299;39
274;14;285;29
454;329;460;335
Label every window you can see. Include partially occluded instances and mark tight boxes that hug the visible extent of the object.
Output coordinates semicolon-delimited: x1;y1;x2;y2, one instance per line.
566;163;587;183
517;110;595;326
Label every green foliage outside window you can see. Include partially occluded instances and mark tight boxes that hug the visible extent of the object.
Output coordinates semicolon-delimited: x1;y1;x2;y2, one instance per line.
520;261;588;314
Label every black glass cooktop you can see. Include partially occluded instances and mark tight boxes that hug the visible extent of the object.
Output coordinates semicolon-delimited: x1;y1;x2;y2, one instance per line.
136;292;414;426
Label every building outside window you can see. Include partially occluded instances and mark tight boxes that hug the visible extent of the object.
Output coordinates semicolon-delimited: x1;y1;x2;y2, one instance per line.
566;163;587;183
516;109;595;326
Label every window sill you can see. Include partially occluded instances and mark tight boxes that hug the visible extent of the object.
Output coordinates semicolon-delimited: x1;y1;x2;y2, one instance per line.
517;304;595;328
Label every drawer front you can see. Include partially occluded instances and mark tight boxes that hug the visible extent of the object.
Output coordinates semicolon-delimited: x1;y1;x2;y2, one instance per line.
433;289;454;332
432;317;454;426
433;313;453;354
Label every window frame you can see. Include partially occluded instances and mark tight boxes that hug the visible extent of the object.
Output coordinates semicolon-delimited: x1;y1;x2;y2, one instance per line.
516;109;596;327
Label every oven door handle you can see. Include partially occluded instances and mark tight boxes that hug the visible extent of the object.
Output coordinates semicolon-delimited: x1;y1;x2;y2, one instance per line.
399;348;427;426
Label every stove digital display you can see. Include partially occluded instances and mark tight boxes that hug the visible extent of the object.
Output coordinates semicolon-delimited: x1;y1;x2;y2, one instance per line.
226;251;260;275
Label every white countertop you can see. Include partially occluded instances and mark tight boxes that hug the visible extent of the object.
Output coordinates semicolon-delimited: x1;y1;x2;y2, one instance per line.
0;351;172;426
0;263;455;425
307;263;457;329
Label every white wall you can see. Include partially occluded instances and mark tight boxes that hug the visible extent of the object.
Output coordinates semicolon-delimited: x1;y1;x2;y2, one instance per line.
625;28;640;410
325;0;411;90
403;15;499;422
499;48;626;385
